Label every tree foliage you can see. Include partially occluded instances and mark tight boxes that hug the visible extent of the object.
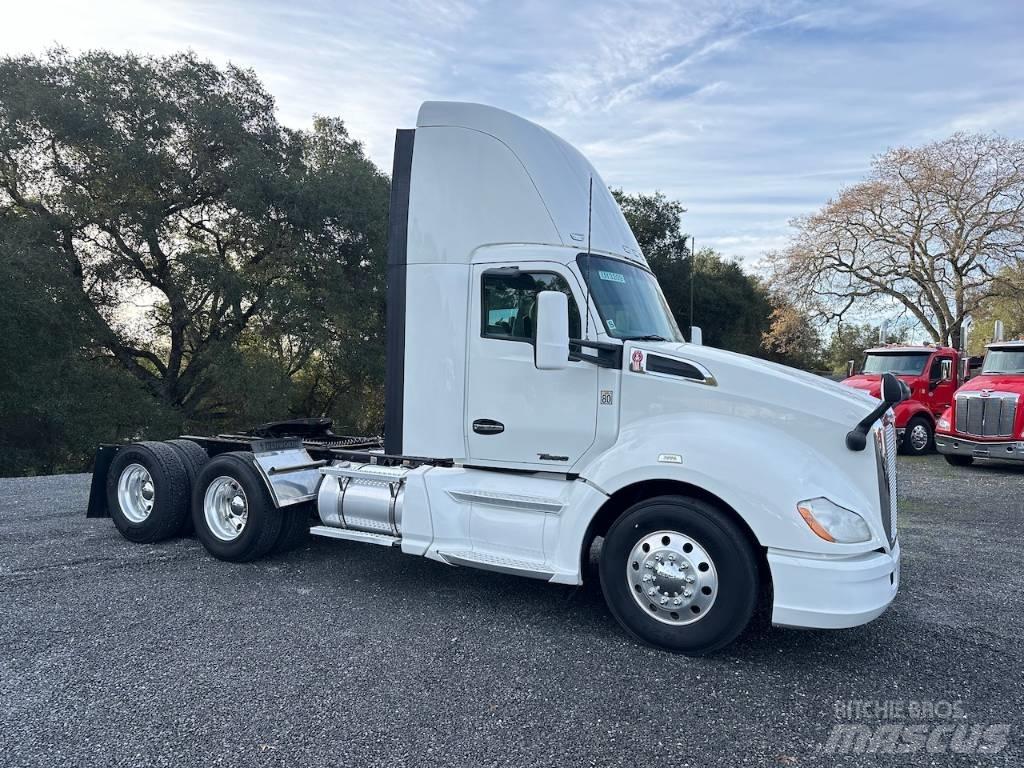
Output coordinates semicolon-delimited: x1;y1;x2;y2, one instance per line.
761;301;825;371
612;189;775;356
766;133;1024;348
0;50;389;431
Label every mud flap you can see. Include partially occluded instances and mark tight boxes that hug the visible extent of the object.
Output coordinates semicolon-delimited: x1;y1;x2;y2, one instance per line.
86;444;120;518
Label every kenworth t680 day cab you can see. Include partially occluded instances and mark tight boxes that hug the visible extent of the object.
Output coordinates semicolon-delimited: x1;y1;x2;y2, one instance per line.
842;344;969;456
88;102;903;654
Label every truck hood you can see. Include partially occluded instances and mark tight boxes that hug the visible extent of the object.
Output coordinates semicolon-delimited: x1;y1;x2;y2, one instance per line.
841;373;917;399
638;342;878;425
957;374;1024;395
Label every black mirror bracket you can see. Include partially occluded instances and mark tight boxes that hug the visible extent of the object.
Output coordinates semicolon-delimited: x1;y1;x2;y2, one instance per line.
846;373;905;451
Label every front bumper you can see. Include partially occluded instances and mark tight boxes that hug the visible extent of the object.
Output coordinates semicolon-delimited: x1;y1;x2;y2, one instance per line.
935;434;1024;461
768;541;900;629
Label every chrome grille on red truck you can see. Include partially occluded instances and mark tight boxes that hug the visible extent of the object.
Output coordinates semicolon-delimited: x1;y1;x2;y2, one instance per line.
875;415;898;544
954;392;1018;437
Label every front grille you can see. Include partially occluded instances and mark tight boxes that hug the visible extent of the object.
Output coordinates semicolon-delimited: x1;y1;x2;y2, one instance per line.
875;416;898;544
954;392;1019;437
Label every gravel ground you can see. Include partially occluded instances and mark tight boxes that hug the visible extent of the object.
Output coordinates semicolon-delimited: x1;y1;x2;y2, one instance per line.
1;455;1022;767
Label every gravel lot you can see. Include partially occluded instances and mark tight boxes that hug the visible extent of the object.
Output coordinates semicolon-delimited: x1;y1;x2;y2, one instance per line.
2;454;1022;767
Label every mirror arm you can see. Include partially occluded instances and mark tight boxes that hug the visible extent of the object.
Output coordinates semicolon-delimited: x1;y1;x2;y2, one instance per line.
846;372;905;451
568;338;623;369
845;403;890;451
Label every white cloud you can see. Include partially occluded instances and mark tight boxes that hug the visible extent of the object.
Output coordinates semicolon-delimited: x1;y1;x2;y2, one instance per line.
2;0;1022;269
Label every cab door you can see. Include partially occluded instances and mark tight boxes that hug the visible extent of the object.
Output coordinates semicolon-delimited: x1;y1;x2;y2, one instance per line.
465;262;598;471
927;354;957;415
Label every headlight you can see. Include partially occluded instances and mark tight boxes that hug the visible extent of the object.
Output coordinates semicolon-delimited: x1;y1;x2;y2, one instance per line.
937;407;952;432
797;497;872;543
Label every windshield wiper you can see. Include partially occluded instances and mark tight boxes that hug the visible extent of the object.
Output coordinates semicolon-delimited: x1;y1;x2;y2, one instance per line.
622;334;669;341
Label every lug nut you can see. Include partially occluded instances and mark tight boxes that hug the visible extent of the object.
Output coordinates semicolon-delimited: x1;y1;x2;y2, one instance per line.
659;596;669;605
645;562;654;569
685;575;695;584
683;588;693;598
642;575;652;583
647;588;657;597
673;598;682;606
668;554;676;561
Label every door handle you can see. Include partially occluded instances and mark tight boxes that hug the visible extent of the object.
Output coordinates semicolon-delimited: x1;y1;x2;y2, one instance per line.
472;419;505;435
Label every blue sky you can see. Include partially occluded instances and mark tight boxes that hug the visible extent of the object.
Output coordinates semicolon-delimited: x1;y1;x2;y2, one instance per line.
3;0;1023;265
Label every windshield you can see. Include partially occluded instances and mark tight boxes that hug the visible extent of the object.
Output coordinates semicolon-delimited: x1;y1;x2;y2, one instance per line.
576;254;683;341
982;348;1024;374
861;353;929;375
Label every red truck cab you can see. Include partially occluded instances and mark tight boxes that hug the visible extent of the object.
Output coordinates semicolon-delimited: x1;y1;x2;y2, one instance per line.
842;345;962;455
935;340;1024;466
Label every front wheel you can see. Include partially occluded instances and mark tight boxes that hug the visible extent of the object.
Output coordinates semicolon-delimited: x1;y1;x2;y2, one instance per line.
944;453;974;467
599;495;759;655
902;416;934;456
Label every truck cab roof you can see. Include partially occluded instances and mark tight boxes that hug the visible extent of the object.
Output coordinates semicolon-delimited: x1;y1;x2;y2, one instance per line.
863;345;957;355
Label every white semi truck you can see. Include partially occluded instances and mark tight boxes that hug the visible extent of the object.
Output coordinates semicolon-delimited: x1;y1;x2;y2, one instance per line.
88;102;902;654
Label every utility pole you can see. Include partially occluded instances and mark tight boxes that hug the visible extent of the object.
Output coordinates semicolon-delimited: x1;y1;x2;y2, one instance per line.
689;236;695;337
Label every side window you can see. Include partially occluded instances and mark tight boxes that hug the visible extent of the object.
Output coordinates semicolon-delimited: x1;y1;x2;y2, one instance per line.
481;271;582;341
930;356;947;381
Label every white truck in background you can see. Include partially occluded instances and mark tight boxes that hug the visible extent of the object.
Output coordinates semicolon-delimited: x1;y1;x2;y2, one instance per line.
88;102;903;654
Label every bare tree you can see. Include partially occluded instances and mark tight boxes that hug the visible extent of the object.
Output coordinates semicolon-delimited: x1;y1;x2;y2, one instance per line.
766;133;1024;348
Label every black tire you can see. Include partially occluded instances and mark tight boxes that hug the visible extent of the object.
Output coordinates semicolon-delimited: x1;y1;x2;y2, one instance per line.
166;439;210;535
106;441;190;544
944;453;974;467
599;495;759;655
901;416;934;456
192;451;284;562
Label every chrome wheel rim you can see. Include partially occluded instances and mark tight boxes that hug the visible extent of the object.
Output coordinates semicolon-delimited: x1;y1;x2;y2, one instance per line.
117;463;155;523
626;530;718;625
204;476;248;542
910;423;930;452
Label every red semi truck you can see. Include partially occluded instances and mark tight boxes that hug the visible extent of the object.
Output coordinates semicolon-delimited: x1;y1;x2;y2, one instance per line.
843;344;966;456
936;338;1024;466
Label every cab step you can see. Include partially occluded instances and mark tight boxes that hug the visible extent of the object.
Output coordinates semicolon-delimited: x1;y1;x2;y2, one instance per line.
309;526;400;547
438;550;554;580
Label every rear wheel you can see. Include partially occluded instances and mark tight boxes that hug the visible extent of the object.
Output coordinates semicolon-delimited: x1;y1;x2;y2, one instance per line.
944;454;974;467
166;439;209;535
106;442;190;543
599;495;759;655
192;452;284;562
902;416;934;456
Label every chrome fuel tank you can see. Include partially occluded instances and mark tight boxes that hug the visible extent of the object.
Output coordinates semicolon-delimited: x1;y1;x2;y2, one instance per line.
317;462;408;536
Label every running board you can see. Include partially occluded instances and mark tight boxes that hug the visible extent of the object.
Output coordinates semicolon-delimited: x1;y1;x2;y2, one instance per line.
438;550;554;580
309;526;400;547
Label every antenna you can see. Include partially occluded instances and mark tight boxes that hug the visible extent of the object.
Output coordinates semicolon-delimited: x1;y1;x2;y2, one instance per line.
584;176;593;339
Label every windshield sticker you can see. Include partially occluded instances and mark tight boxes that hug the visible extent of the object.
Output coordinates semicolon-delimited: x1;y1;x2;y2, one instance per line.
598;270;626;284
606;319;616;330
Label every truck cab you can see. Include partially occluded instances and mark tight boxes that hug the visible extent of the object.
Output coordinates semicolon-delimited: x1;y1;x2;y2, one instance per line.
936;339;1024;466
842;345;962;455
89;102;903;655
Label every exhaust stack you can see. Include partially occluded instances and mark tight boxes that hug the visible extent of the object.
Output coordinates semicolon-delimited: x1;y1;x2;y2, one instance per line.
994;320;1005;343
